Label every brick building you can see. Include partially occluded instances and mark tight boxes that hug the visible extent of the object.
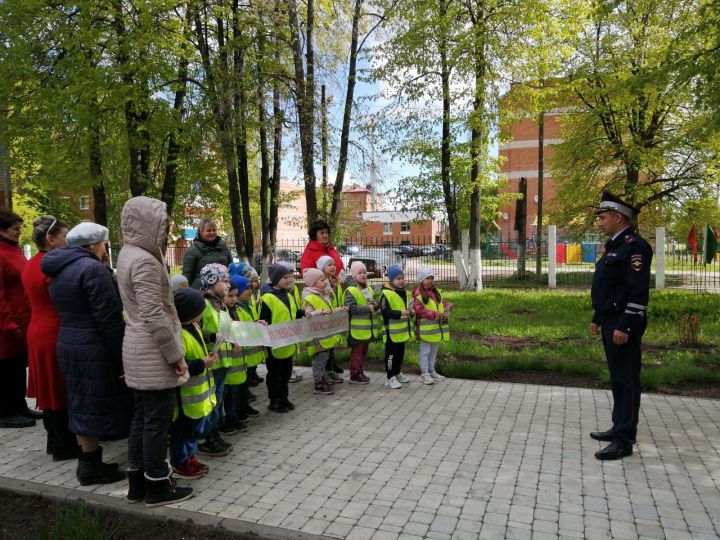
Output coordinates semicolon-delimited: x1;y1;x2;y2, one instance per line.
498;111;565;241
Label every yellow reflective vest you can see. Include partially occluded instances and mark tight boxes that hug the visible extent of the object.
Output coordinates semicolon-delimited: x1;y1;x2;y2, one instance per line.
345;286;382;342
304;293;344;355
177;325;216;419
262;291;299;359
381;289;412;343
201;300;232;370
416;291;450;343
225;304;266;385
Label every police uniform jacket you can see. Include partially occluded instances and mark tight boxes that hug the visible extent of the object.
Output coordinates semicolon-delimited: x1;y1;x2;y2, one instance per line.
591;227;653;334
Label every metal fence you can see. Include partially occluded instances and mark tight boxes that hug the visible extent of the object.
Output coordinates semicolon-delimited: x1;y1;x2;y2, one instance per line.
162;232;720;292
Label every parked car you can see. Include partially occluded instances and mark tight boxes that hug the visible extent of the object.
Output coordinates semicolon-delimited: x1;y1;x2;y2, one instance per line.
275;249;301;273
393;245;423;257
349;248;403;278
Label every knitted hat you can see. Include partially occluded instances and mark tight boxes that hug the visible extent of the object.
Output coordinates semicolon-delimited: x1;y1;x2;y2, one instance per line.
199;263;229;290
316;255;334;271
350;260;367;276
387;265;404;283
66;222;109;247
248;267;259;280
278;260;294;271
173;287;206;323
416;266;435;283
268;263;291;286
170;274;189;291
303;268;325;288
231;275;251;294
229;261;253;278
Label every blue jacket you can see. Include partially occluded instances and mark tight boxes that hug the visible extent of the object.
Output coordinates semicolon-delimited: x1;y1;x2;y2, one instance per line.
41;245;132;439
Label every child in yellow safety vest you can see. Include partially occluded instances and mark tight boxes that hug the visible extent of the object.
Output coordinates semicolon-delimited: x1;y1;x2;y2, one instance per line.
247;267;264;387
380;265;414;389
412;267;453;385
170;287;219;480
198;263;235;457
316;255;344;383
259;264;311;413
302;269;348;395
344;261;381;384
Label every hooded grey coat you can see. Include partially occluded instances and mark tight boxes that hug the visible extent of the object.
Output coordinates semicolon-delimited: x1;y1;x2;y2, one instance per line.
116;197;189;390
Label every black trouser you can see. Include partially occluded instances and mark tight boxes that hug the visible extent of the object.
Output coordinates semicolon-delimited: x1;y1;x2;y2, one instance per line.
0;354;28;418
127;388;174;479
600;315;646;447
266;353;292;402
384;340;405;379
43;409;77;456
325;348;338;372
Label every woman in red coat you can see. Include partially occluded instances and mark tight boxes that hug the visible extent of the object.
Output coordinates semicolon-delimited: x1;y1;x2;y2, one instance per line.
300;220;345;276
21;216;77;459
0;210;37;429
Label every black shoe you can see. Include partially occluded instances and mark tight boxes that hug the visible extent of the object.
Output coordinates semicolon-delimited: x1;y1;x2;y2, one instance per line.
333;365;344;374
268;401;289;413
53;445;79;462
76;448;125;486
590;430;614;442
219;423;239;436
230;419;248;433
281;399;295;411
198;440;229;457
126;469;145;504
0;415;35;428
144;477;193;508
21;408;43;420
244;405;260;416
212;433;233;450
595;442;633;461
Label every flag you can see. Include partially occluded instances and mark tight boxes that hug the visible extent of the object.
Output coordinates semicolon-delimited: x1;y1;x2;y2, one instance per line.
705;224;718;265
687;224;698;263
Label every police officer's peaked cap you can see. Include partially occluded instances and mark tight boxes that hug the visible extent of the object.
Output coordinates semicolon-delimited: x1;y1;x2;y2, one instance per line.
594;191;640;219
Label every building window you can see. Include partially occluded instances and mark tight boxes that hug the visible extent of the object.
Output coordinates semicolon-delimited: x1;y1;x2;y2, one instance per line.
356;211;363;218
79;195;90;210
400;222;410;234
383;223;392;235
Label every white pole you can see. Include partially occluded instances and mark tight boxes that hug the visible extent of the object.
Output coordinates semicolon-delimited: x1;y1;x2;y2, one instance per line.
548;224;557;288
655;227;665;290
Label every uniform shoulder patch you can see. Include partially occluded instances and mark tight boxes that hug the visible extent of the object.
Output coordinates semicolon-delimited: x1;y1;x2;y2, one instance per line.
624;234;636;244
631;254;643;271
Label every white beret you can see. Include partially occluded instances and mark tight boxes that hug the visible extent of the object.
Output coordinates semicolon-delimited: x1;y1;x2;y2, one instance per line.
66;221;109;247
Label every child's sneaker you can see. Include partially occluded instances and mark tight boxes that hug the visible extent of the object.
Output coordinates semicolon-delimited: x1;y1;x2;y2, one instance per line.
349;373;370;385
396;372;411;383
420;372;435;385
188;456;209;474
385;376;402;389
172;461;203;480
198;440;229;457
327;371;344;384
219;423;239;436
430;370;446;381
314;381;334;394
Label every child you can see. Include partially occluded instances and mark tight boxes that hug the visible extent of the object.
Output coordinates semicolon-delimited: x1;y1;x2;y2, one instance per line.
302;269;347;394
380;265;414;389
276;261;304;384
316;255;344;383
219;279;249;436
344;261;381;384
260;264;310;412
171;274;189;291
226;275;263;421
170;287;219;479
246;267;264;387
413;267;453;385
197;263;234;456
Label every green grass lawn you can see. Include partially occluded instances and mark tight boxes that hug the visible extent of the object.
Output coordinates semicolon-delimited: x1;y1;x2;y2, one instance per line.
308;289;720;391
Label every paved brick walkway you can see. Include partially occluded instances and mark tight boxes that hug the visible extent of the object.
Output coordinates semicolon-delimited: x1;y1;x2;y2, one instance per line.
1;367;720;539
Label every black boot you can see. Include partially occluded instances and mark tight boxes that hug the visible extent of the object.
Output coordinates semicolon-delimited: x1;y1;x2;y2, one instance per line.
144;476;193;508
76;448;125;486
126;469;145;504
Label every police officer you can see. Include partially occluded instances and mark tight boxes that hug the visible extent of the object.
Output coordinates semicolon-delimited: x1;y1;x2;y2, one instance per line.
589;191;653;460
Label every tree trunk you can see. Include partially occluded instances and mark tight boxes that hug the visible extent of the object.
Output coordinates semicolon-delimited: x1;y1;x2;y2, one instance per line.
535;110;544;275
320;84;328;217
89;120;107;226
329;0;363;231
161;56;189;218
257;11;272;272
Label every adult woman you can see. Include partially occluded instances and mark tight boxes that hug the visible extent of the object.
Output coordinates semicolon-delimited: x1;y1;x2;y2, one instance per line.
117;196;192;507
299;219;344;276
0;210;36;429
182;218;232;288
21;216;77;459
42;222;132;485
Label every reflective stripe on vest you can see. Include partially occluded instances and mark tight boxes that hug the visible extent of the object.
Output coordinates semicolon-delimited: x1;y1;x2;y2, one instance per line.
304;293;344;355
261;292;298;359
417;292;450;342
179;326;216;419
381;289;412;343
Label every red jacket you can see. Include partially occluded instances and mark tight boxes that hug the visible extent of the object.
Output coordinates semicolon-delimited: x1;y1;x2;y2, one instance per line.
300;240;344;276
0;239;30;359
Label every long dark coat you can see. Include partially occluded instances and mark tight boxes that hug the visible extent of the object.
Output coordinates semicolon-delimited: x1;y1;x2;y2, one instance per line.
41;245;132;439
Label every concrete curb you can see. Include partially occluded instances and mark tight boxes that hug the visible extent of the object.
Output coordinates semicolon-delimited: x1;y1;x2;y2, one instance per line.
0;476;333;540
